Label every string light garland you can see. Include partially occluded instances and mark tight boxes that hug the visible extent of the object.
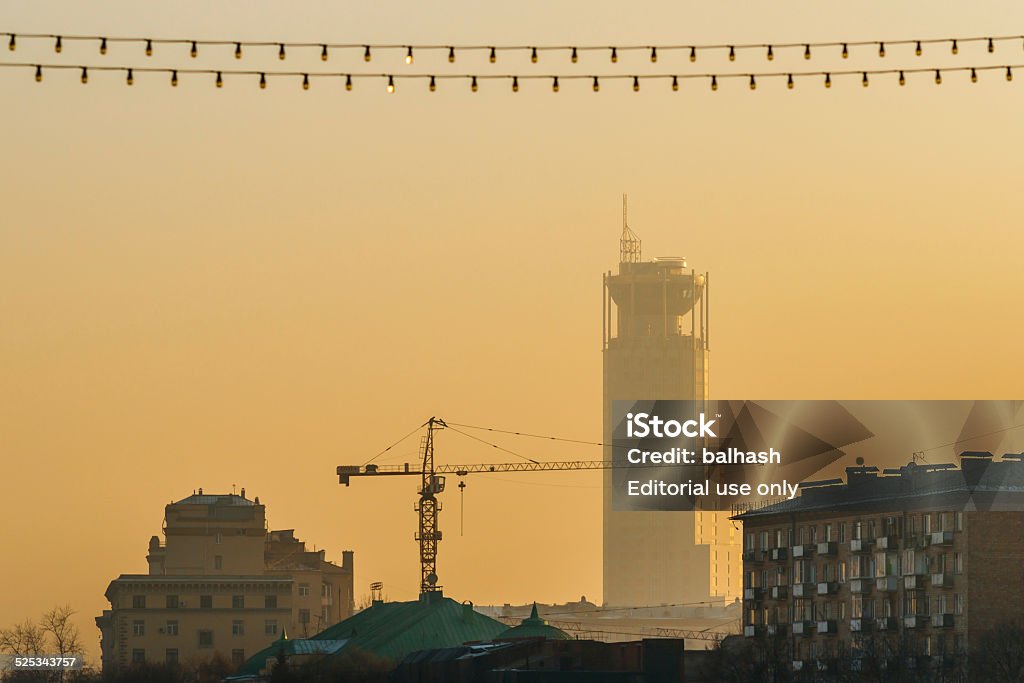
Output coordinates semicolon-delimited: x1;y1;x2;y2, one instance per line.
4;60;1020;92
3;30;1023;64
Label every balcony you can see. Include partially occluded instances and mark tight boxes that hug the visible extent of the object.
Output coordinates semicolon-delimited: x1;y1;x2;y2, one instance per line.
874;616;898;631
904;575;926;590
931;572;954;588
743;587;763;601
816;620;838;635
850;538;872;553
770;547;788;561
904;614;929;629
744;624;765;637
816;542;838;556
792;544;812;558
770;585;788;600
792;583;813;598
791;660;806;671
931;613;955;628
875;576;899;592
793;621;814;636
743;550;765;563
876;536;896;550
931;531;954;546
850;579;872;594
850;618;871;633
816;581;839;595
767;623;787;637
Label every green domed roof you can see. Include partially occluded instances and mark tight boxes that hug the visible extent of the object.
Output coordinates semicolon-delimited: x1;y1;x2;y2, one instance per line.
496;603;571;641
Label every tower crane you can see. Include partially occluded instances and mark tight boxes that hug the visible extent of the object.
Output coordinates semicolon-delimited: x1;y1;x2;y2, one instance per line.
337;417;618;596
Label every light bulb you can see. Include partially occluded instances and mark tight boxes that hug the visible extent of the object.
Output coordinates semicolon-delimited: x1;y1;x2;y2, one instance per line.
345;74;352;91
690;47;696;62
787;74;794;89
1007;67;1014;82
842;43;848;59
988;38;994;53
512;76;518;92
552;76;559;92
364;45;371;62
710;75;717;91
749;75;756;90
593;76;599;92
767;45;773;61
387;75;395;93
824;73;831;88
804;44;811;60
8;34;15;51
35;65;42;82
429;75;436;91
471;75;477;92
235;43;242;59
81;67;88;84
862;72;868;87
915;41;922;56
571;47;578;63
260;73;266;89
321;45;329;61
448;47;454;63
951;40;958;55
100;37;107;55
531;47;538;63
190;41;197;58
278;44;286;60
145;39;152;56
55;36;62;53
633;76;639;92
610;47;617;63
671;75;678;91
899;71;905;86
126;68;133;86
405;47;413;64
650;47;657;63
216;71;223;88
935;70;942;85
878;42;885;58
971;68;977;83
489;47;496;63
728;46;735;62
171;70;178;87
302;73;309;90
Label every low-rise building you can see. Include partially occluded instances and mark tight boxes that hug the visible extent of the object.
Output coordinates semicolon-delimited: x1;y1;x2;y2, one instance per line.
734;452;1024;676
95;490;354;672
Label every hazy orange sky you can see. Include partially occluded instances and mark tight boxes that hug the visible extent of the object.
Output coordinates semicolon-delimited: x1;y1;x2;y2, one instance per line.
2;0;1024;663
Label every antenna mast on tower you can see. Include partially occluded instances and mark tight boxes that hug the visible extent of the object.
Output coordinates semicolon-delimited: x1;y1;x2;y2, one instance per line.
619;193;642;264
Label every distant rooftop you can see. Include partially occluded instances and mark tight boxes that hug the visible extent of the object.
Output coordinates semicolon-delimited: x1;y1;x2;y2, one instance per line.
734;451;1024;519
172;489;258;506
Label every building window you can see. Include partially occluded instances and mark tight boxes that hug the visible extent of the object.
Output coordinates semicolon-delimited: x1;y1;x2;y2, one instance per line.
232;620;245;636
955;512;963;531
232;649;245;667
132;649;145;664
215;533;222;544
954;593;963;615
165;649;178;665
198;630;214;649
265;619;278;636
132;620;145;637
214;555;223;570
232;595;244;609
166;595;179;609
200;595;213;609
299;609;310;624
823;523;833;542
954;552;964;575
132;595;146;609
839;522;846;543
298;584;311;597
166;620;178;636
265;595;278;609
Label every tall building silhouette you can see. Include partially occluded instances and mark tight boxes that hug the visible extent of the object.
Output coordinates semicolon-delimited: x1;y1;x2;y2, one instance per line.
601;197;740;606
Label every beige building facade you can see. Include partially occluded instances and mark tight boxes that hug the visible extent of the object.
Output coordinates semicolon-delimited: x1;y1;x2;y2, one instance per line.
96;490;354;672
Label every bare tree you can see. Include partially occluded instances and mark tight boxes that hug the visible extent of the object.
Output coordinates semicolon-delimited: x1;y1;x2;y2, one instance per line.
0;618;48;656
40;605;81;659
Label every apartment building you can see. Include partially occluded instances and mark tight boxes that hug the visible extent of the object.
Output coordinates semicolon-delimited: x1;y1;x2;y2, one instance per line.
734;452;1024;675
96;490;354;672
